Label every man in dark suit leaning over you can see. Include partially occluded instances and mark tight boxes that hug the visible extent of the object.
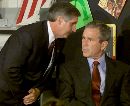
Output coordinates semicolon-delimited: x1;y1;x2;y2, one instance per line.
57;21;130;106
0;2;80;106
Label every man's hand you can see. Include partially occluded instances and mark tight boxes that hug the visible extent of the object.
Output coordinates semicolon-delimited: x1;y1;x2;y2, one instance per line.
23;88;40;105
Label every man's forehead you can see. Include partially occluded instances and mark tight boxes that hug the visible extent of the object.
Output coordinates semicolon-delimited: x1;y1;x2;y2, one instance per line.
83;28;100;37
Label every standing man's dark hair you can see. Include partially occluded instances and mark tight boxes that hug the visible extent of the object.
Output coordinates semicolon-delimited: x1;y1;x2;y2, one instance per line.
0;2;80;106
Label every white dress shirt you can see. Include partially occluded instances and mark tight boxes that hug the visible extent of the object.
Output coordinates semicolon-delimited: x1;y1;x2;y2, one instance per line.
47;21;55;46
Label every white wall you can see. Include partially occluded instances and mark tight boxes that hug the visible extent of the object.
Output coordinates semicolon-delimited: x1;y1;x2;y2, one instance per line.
0;34;11;51
0;0;22;8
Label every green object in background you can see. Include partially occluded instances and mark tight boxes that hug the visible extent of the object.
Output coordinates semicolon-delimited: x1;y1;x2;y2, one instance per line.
70;0;93;29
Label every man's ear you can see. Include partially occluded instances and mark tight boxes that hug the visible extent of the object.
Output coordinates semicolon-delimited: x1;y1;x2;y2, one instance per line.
101;41;108;51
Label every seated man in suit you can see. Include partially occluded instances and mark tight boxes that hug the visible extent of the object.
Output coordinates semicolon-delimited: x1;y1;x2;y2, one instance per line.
57;21;130;106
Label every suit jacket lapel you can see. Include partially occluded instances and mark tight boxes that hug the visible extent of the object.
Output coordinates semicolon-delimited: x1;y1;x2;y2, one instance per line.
101;56;116;104
77;56;91;85
76;56;95;105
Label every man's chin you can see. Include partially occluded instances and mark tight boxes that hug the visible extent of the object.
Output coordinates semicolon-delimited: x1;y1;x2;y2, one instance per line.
82;53;88;58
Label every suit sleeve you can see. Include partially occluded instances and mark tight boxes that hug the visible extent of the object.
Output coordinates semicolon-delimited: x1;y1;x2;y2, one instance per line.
1;31;32;96
120;67;130;106
57;64;86;106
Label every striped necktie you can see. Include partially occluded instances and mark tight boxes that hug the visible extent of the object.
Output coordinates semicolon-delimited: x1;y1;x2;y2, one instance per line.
92;61;101;106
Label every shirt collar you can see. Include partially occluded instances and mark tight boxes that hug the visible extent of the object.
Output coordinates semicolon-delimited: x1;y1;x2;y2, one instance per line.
98;54;106;69
87;54;106;69
47;21;55;45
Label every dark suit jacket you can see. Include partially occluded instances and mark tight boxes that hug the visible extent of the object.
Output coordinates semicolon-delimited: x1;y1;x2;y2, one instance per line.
0;21;51;104
58;54;130;106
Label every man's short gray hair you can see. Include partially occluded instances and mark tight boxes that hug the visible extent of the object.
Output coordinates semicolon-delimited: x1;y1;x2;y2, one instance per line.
47;2;80;22
85;21;111;42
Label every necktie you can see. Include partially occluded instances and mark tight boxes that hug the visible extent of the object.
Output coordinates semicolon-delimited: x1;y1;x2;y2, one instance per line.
43;40;56;81
92;61;101;106
48;40;55;57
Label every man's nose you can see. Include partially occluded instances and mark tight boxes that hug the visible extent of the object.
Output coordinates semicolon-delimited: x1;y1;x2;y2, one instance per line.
82;38;88;45
82;39;85;45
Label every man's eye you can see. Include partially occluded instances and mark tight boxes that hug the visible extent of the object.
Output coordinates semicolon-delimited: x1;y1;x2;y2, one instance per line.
88;38;92;41
82;36;85;39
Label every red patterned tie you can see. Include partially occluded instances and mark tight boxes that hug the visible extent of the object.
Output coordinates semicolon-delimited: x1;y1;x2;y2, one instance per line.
92;61;101;106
